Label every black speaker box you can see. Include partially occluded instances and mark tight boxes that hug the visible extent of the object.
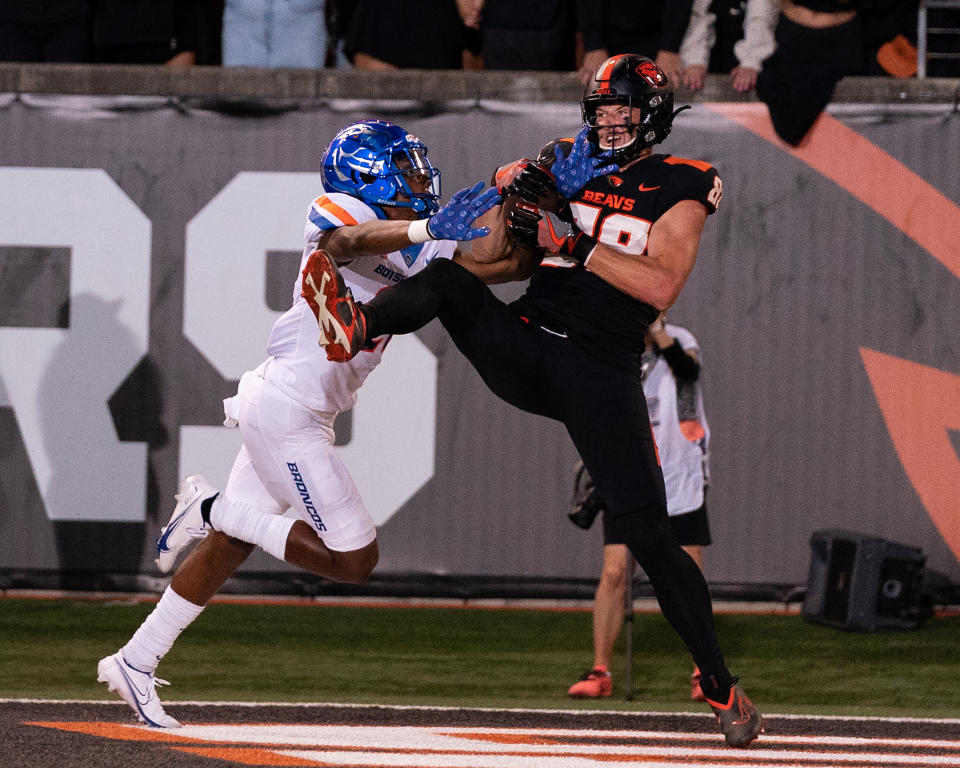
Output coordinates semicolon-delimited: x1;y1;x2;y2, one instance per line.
802;528;927;632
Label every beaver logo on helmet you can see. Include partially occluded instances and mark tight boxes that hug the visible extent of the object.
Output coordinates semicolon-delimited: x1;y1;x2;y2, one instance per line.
636;60;667;88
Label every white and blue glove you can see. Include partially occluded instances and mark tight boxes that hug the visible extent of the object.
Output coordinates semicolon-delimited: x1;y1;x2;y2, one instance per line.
408;181;501;243
551;125;619;199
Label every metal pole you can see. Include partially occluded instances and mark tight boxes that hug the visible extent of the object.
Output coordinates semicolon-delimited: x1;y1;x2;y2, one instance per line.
624;558;635;701
918;2;928;78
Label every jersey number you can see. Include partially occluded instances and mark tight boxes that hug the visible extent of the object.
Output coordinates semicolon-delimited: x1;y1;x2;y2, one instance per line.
569;203;653;255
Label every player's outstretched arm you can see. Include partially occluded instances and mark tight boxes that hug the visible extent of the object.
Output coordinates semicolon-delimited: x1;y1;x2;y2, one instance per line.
418;181;501;242
454;202;542;284
320;182;500;263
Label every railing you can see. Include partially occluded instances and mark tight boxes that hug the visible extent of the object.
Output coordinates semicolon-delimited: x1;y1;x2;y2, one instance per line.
918;0;960;78
0;63;958;105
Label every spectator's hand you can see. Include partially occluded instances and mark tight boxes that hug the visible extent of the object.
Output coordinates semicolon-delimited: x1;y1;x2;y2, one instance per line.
655;50;684;85
731;66;759;93
427;182;501;241
165;50;196;67
683;64;707;91
551;125;619;199
456;0;483;29
578;48;609;86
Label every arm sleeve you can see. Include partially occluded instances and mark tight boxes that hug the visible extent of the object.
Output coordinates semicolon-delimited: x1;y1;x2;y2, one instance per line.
679;0;715;68
659;340;701;382
733;0;779;70
659;0;695;53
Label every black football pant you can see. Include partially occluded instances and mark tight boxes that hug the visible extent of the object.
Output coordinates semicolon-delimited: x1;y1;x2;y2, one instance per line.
362;259;733;696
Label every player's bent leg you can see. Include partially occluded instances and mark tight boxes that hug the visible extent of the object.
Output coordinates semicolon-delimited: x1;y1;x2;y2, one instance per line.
362;257;488;338
98;535;252;728
282;522;379;583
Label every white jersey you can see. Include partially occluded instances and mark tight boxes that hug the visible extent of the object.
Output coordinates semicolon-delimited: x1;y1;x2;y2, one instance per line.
643;324;711;516
262;190;455;413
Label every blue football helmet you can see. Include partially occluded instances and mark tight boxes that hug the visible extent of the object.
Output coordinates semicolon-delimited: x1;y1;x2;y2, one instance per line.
321;120;441;216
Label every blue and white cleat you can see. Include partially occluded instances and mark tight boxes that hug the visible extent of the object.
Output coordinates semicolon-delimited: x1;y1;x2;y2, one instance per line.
155;474;218;573
97;651;180;728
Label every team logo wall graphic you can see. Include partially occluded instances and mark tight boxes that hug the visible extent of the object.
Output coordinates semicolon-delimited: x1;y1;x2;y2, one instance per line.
709;104;960;564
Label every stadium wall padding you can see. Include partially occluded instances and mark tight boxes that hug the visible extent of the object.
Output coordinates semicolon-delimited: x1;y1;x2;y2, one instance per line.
1;92;958;588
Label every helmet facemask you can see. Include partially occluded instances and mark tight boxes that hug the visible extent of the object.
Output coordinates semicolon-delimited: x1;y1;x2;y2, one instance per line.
582;91;674;164
580;54;682;164
387;145;441;216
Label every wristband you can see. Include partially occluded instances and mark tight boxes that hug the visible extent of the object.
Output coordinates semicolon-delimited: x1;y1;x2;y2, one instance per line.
407;218;435;244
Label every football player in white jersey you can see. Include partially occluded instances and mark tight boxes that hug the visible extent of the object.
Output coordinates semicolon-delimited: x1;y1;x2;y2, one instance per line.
96;119;506;728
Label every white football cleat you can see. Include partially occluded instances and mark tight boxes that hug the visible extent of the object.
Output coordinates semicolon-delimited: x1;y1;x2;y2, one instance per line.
97;651;180;728
155;474;218;573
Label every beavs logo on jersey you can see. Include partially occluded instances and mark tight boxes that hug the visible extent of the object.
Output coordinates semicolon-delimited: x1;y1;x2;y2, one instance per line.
580;188;635;211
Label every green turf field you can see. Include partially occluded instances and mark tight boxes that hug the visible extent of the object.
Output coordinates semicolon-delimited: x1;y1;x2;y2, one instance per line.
1;598;956;718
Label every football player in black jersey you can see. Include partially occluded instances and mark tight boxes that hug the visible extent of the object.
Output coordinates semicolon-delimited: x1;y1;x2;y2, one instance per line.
302;53;763;747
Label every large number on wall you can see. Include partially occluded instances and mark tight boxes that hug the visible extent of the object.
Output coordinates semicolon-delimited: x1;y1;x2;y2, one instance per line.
0;168;151;521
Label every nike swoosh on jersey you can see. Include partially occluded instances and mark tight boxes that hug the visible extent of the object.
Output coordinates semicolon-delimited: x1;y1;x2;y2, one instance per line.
638;183;661;192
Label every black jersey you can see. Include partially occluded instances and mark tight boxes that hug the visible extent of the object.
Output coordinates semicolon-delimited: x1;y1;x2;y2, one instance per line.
511;152;722;362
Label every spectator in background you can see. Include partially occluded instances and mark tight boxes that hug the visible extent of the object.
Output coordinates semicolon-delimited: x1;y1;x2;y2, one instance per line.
464;0;576;70
575;0;694;84
222;0;327;68
346;0;467;69
0;0;90;62
325;0;354;68
755;0;863;146
91;0;209;65
861;0;920;78
680;0;778;93
567;313;713;701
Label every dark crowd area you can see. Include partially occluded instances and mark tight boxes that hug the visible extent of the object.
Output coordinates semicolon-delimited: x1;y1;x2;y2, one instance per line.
1;2;958;147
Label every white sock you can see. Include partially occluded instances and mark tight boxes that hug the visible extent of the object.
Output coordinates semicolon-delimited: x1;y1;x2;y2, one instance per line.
121;587;205;673
209;495;295;563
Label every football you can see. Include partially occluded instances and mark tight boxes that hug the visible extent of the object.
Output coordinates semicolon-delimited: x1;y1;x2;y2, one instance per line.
493;158;563;218
470;159;563;262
